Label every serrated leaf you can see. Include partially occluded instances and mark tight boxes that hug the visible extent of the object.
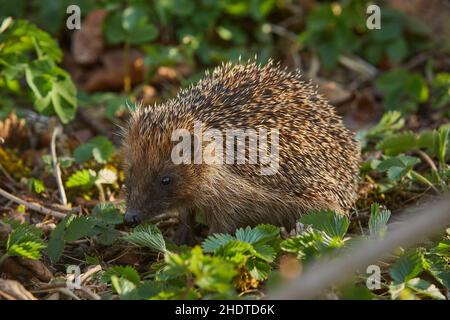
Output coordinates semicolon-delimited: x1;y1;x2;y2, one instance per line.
280;229;325;260
123;223;166;252
111;275;137;298
202;233;235;253
387;166;408;181
368;203;391;238
97;228;121;245
253;243;275;262
406;278;445;300
7;241;46;260
91;202;123;226
6;222;43;248
247;260;271;281
5;222;45;259
299;209;349;239
64;216;94;242
46;214;71;263
424;254;450;289
102;266;141;285
235;226;266;244
389;249;424;284
218;240;254;263
65;169;96;189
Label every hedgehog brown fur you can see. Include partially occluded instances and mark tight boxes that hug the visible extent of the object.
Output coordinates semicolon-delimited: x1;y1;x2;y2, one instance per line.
122;60;360;243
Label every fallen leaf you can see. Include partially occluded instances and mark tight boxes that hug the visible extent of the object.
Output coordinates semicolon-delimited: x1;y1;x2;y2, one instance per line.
0;279;37;300
71;10;108;65
0;257;53;282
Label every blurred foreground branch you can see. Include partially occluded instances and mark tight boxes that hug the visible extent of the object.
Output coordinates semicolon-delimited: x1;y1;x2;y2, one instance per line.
268;196;450;299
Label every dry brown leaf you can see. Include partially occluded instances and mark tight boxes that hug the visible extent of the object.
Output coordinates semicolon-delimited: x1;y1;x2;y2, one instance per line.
83;49;146;92
0;221;12;241
0;257;53;282
0;112;31;149
0;279;37;300
71;9;108;65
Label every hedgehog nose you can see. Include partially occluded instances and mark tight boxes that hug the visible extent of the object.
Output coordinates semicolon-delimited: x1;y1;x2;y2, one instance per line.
124;209;141;227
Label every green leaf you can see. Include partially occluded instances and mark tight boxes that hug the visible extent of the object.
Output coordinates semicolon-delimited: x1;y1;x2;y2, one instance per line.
375;155;421;181
188;246;236;293
102;266;141;285
123;223;166;253
25;64;77;123
368;203;391;238
247;259;271;281
97;228;121;245
377;131;435;156
202;233;235;253
46;214;71;263
73;136;114;164
389;249;424;284
7;241;46;260
373;20;402;41
280;228;328;261
111;275;137;298
235;224;280;245
28;178;45;194
65;169;97;189
405;278;445;300
103;6;159;45
91;203;123;226
299;209;349;239
253;243;276;262
64;216;94;242
431;73;450;109
387;166;408;181
89;203;123;245
386;38;408;63
5;222;45;260
424;253;450;289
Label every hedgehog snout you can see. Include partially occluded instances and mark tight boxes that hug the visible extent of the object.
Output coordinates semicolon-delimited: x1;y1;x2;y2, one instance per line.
124;208;142;227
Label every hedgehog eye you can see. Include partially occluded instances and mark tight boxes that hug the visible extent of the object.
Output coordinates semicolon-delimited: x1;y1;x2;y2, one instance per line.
161;176;171;186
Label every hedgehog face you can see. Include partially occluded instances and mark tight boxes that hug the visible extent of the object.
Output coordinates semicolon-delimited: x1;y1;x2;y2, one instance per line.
123;162;195;225
122;123;201;226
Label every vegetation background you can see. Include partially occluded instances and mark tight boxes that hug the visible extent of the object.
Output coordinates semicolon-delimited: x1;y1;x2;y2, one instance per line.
0;0;449;300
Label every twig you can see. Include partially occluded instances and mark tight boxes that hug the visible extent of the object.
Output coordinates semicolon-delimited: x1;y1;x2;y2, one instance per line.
338;54;378;78
0;163;20;190
415;149;439;172
95;183;106;202
267;196;450;299
78;286;101;300
0;187;66;219
80;265;102;284
51;127;67;206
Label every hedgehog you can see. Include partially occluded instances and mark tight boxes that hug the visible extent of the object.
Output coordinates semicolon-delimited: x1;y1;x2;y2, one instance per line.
121;60;360;244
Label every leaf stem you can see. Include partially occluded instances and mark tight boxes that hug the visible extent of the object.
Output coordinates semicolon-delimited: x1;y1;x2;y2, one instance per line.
410;171;441;195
